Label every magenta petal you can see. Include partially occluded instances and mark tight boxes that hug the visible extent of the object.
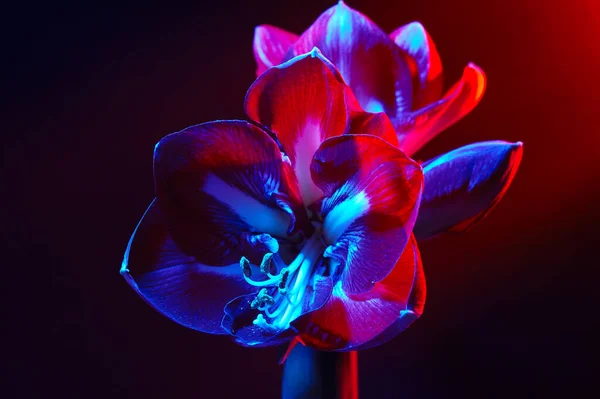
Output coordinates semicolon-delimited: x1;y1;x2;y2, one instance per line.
153;120;308;265
245;49;350;206
283;1;413;116
311;135;423;294
396;63;487;156
414;141;524;241
121;200;255;334
389;22;443;108
253;25;299;76
298;236;422;350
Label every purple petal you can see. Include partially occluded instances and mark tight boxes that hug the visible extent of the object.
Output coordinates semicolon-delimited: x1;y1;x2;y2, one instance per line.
389;22;443;108
253;25;299;76
311;135;423;294
283;1;413;116
414;141;524;241
297;236;422;350
153;120;308;265
121;200;256;334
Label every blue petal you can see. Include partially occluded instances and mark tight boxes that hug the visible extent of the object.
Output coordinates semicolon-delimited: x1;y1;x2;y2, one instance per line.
415;141;524;240
121;200;256;334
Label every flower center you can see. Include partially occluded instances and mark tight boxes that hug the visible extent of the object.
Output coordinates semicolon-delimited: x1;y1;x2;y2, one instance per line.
239;227;326;332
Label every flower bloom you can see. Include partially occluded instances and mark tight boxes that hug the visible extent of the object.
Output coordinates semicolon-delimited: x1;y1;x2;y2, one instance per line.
253;2;523;241
122;49;427;351
253;1;486;157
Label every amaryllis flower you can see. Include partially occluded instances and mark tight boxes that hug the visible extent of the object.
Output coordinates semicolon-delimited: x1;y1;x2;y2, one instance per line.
253;0;486;156
121;49;426;351
253;2;523;242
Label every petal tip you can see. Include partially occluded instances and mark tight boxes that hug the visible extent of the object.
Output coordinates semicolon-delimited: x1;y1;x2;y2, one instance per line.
120;260;129;275
467;61;484;71
507;141;524;171
309;46;322;57
466;62;487;99
404;21;426;34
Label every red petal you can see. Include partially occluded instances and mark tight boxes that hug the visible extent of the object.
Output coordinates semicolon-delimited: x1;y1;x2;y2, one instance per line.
245;49;350;206
397;63;487;156
298;236;422;350
253;25;299;76
346;110;399;147
310;135;423;294
390;22;443;108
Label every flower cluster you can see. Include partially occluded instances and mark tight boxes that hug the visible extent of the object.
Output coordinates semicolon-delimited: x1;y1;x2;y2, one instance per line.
122;2;522;351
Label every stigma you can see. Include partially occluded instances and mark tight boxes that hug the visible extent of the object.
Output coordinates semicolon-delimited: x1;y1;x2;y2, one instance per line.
239;229;326;332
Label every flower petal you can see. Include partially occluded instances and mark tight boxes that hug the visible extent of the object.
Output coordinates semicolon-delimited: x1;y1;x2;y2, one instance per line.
414;141;524;241
245;49;349;207
342;85;399;146
311;135;423;294
253;25;299;76
296;236;422;350
396;63;487;156
352;241;426;350
221;275;333;347
121;200;256;334
153;120;307;265
389;22;443;108
346;110;399;147
283;1;413;116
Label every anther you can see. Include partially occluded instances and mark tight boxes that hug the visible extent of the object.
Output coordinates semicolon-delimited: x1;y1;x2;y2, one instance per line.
248;233;280;253
251;288;275;309
260;253;274;274
240;256;252;278
278;269;290;292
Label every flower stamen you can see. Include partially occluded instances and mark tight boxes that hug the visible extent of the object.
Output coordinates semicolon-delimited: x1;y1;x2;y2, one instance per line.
240;256;252;278
239;229;326;333
251;288;275;310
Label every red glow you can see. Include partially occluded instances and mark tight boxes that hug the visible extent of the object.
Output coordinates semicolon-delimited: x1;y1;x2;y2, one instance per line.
337;351;359;399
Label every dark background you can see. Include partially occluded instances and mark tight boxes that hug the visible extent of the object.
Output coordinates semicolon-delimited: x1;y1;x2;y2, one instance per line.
4;0;599;397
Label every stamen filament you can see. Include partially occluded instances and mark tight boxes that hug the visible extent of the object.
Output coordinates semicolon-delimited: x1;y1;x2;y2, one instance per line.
243;274;280;287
